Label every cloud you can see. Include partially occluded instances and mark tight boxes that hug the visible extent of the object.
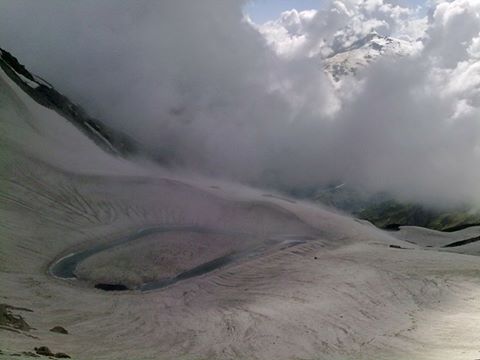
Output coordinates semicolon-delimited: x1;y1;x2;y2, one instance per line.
0;0;479;205
251;9;317;57
257;0;429;60
425;0;480;67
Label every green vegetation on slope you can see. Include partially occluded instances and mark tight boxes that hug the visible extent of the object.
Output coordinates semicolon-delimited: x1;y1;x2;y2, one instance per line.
304;183;480;232
357;200;480;231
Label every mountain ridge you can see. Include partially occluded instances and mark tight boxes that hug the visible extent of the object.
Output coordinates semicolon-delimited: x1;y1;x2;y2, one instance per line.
0;47;142;158
323;32;417;82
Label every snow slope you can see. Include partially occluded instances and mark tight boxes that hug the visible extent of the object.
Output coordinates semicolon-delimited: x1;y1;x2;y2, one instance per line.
1;50;480;360
323;32;418;85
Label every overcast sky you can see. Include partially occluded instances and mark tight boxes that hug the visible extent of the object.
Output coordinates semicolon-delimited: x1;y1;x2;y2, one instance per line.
0;0;479;206
246;0;425;23
246;0;325;23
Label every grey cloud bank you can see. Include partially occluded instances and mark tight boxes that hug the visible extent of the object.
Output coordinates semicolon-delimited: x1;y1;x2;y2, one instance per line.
0;0;479;205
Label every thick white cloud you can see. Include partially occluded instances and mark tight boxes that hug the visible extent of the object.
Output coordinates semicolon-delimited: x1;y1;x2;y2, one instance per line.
0;0;479;205
468;33;480;57
426;0;480;66
254;0;480;205
253;9;317;57
257;0;427;58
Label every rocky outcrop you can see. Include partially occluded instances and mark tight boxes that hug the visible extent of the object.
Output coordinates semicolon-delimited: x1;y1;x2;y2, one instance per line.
0;47;143;158
0;304;33;332
49;326;68;334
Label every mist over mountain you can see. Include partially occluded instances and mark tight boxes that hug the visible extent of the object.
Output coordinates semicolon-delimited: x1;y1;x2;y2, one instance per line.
0;0;479;206
3;2;480;359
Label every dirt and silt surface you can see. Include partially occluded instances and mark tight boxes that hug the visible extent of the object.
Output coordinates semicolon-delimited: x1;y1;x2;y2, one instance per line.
53;227;319;291
3;61;480;360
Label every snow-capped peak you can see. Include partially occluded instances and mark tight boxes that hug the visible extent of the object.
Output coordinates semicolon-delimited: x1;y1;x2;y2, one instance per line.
323;32;418;83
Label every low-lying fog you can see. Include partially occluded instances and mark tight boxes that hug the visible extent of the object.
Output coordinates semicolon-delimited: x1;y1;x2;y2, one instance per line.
0;0;479;205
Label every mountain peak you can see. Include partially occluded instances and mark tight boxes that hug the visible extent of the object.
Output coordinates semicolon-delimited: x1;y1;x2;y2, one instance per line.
323;33;416;83
335;31;385;54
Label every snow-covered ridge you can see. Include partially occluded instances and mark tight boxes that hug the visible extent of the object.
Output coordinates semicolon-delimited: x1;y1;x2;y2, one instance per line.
0;47;144;158
323;32;418;82
0;48;45;89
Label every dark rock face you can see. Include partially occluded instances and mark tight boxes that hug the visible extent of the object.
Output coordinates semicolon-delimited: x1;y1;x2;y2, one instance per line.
0;304;33;331
94;283;129;291
50;326;68;335
34;346;54;356
389;244;408;249
0;48;35;81
443;235;480;248
383;223;401;231
54;352;71;358
0;47;146;159
34;346;71;358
